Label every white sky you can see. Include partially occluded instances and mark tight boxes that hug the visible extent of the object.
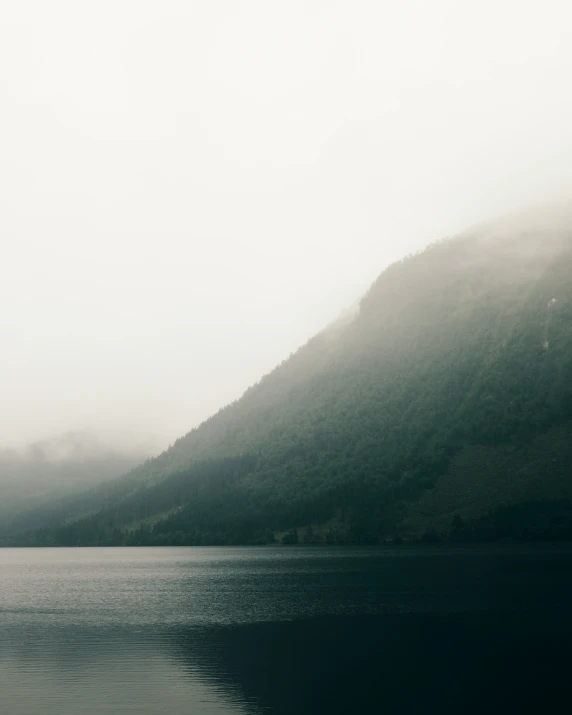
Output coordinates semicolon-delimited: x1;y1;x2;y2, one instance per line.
1;0;572;449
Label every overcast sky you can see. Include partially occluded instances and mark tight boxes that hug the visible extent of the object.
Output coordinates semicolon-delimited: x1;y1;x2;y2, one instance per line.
2;0;572;449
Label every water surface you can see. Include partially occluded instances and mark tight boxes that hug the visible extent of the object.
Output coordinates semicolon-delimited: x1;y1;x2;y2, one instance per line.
1;545;571;714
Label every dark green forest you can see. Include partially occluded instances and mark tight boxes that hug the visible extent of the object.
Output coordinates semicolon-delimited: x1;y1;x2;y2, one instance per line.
7;210;572;546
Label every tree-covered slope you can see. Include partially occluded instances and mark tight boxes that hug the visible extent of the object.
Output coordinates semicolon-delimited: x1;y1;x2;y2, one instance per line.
11;207;572;545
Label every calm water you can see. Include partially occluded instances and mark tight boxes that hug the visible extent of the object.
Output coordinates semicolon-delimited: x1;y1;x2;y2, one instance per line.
1;545;572;714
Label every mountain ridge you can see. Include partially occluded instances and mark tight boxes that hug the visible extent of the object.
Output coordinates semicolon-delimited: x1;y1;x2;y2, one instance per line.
7;205;572;545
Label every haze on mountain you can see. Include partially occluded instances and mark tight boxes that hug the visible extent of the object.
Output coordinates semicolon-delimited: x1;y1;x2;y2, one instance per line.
8;203;572;546
0;431;155;518
2;2;572;542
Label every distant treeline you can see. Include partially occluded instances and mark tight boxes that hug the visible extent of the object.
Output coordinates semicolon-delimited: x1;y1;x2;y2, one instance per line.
13;453;572;548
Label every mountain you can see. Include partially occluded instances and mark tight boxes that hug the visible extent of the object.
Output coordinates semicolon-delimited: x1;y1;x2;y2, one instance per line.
10;205;572;546
0;431;154;522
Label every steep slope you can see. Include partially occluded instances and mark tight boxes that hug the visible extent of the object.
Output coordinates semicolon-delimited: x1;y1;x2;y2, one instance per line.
13;206;572;545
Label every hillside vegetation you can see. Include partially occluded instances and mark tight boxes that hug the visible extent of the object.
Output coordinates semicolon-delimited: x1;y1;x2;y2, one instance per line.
10;207;572;545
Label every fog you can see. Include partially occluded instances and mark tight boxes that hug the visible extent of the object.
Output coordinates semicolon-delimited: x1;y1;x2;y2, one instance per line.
0;431;154;516
2;0;572;450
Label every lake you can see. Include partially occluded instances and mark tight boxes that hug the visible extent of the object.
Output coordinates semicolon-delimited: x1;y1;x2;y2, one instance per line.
1;545;571;714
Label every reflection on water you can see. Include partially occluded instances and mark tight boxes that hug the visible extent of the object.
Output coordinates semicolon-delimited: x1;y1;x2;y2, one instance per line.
1;546;572;714
0;627;248;715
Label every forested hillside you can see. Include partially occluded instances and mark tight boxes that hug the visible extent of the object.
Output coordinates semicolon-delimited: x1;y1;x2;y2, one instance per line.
10;207;572;545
